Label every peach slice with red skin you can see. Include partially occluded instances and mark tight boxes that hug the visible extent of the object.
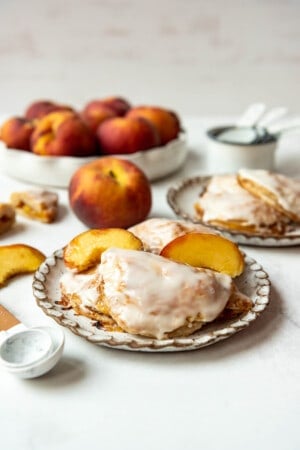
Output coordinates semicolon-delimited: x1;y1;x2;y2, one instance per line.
0;244;46;287
63;228;144;273
160;233;244;277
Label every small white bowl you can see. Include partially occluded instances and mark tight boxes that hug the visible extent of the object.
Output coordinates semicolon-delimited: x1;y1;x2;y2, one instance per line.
0;326;65;379
205;126;277;174
0;328;53;367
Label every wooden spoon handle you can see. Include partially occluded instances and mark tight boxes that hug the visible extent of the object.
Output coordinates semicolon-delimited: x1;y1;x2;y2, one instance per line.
0;305;20;331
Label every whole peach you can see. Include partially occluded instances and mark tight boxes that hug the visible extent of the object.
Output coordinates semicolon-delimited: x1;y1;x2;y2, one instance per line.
0;117;35;151
81;101;117;133
69;157;152;229
126;106;181;145
25;100;74;120
31;111;98;157
96;117;160;155
99;96;131;116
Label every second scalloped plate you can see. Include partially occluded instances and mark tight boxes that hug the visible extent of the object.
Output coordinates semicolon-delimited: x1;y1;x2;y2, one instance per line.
167;175;300;247
0;135;187;188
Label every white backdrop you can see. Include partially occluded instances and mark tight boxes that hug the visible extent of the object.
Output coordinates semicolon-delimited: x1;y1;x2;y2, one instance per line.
0;0;299;116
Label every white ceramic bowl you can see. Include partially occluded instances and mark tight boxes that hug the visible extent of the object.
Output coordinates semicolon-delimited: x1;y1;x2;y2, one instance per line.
205;126;277;174
0;328;53;367
0;135;187;187
0;326;65;379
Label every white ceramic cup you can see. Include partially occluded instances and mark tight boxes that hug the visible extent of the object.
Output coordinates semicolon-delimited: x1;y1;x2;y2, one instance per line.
205;126;277;174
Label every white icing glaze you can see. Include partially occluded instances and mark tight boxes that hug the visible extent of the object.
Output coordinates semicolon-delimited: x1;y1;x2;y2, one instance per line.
196;174;285;226
129;218;216;254
238;169;300;218
99;248;233;339
60;269;99;310
27;190;58;207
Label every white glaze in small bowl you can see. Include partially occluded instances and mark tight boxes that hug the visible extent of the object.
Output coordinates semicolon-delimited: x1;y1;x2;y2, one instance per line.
205;126;277;173
0;328;52;367
0;326;65;379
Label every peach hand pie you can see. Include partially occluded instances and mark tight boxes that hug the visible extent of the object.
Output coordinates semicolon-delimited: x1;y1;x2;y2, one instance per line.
60;224;252;340
60;248;251;339
194;174;290;235
129;217;217;254
237;169;300;223
10;190;58;223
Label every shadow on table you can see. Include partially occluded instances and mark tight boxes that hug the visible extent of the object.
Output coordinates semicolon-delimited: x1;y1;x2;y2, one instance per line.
56;204;69;222
101;283;284;366
28;356;87;388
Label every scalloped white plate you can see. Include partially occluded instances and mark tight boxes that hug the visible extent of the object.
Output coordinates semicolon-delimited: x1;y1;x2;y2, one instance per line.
32;249;270;352
0;136;187;187
167;175;300;247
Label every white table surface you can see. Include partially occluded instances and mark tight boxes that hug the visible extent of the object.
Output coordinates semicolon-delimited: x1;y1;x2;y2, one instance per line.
0;117;299;450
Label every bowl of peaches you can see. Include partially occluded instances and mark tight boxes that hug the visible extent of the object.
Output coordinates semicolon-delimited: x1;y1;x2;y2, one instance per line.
0;97;187;187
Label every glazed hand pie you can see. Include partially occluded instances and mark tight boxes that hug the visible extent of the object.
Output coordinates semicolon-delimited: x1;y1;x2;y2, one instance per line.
99;248;235;339
129;217;217;254
10;190;58;223
194;174;289;235
237;169;300;223
60;266;122;332
60;247;252;339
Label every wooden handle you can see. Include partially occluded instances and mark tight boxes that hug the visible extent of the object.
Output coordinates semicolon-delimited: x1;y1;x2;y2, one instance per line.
0;305;20;331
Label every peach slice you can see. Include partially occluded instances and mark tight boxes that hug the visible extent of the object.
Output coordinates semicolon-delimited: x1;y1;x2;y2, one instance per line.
160;233;244;277
0;244;46;287
63;228;143;272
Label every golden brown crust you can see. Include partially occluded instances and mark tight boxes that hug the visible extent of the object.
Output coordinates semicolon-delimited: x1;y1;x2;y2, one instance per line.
0;203;15;234
237;176;299;223
61;277;252;338
194;175;290;236
217;285;253;321
60;292;122;332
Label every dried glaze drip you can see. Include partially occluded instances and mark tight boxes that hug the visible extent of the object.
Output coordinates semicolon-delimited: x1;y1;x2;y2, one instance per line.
99;248;233;339
195;174;288;231
129;218;217;254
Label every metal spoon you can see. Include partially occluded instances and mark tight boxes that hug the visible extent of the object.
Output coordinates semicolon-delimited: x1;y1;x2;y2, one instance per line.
267;117;300;136
217;103;267;145
236;103;266;127
257;107;287;128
